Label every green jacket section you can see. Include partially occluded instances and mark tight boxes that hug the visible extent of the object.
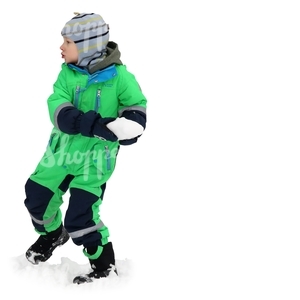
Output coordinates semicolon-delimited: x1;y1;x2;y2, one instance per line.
48;62;147;123
40;41;147;180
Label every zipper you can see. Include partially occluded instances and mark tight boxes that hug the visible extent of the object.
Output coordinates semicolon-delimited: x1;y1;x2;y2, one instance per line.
74;86;80;108
105;146;111;170
48;133;60;153
48;134;55;149
95;89;101;111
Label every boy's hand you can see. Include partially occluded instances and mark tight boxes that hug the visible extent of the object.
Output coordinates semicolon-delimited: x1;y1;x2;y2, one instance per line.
79;110;118;142
93;118;118;142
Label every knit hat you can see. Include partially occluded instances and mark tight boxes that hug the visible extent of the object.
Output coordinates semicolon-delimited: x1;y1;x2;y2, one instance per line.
61;13;110;67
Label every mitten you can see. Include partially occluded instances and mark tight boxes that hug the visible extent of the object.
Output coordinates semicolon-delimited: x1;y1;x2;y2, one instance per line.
79;110;118;142
93;117;118;142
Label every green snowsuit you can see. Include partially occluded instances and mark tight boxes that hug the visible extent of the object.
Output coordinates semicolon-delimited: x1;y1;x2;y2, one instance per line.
24;42;147;249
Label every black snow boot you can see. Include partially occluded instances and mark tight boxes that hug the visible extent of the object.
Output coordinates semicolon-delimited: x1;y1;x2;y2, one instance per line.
73;242;118;284
26;224;69;265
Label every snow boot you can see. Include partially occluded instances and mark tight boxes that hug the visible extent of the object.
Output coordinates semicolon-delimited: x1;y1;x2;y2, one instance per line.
26;224;69;265
73;242;118;284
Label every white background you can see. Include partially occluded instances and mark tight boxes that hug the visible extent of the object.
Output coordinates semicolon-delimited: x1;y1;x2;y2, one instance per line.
1;0;300;299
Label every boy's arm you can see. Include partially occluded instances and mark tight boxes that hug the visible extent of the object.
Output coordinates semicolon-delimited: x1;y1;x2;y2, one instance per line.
47;65;117;141
47;65;83;134
107;66;147;145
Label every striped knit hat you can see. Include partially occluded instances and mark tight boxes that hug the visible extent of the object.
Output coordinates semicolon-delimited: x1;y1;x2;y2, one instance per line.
61;13;110;67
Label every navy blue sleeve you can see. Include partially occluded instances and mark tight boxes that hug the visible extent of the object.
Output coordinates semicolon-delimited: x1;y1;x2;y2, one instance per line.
119;110;147;145
121;110;146;129
57;107;99;136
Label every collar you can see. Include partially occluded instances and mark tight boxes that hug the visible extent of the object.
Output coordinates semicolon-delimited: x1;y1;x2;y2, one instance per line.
67;64;117;86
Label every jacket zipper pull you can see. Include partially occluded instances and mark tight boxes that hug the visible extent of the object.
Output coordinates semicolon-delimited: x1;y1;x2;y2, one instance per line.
95;89;101;111
105;146;111;170
74;86;80;108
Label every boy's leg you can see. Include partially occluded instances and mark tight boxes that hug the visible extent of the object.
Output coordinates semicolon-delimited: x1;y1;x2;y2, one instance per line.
24;174;74;233
64;182;109;247
66;172;117;283
24;166;74;264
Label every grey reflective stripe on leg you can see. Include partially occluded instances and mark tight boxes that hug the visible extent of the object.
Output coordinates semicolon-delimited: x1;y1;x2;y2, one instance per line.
30;213;56;225
68;221;105;239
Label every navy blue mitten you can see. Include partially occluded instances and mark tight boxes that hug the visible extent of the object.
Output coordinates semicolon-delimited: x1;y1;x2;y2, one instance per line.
80;110;118;142
93;117;118;142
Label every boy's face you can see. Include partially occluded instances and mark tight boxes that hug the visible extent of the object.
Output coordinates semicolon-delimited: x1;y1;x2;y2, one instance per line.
60;37;78;64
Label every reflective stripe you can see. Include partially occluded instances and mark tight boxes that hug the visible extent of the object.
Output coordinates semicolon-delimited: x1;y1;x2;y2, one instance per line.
30;213;56;225
68;221;105;239
118;105;146;117
54;103;74;129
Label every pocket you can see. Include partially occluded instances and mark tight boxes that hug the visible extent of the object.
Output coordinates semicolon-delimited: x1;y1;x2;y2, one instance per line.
41;132;61;161
38;132;62;168
74;85;81;108
92;143;118;175
48;133;60;154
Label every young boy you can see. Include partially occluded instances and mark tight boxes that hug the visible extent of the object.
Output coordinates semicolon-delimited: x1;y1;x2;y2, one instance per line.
24;12;147;284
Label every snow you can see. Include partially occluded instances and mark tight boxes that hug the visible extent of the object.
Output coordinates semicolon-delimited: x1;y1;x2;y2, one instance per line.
10;255;132;293
2;0;300;299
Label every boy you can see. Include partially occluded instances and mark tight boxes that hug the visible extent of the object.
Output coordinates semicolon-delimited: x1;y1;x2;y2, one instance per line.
24;12;147;284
